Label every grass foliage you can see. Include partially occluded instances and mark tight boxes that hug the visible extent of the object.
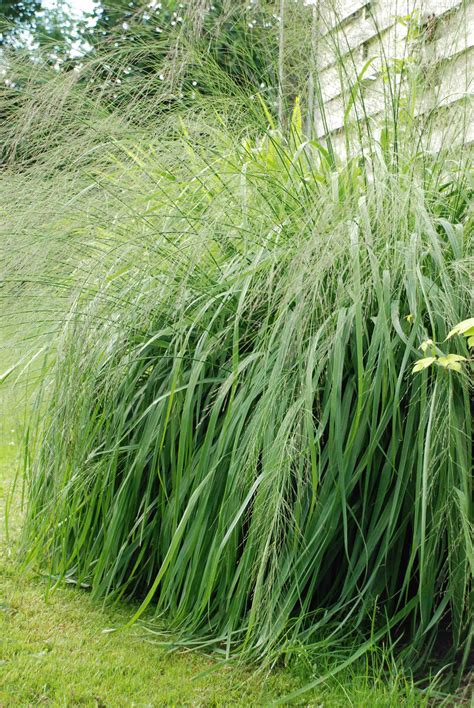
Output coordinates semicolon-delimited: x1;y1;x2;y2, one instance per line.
0;423;449;706
1;0;472;699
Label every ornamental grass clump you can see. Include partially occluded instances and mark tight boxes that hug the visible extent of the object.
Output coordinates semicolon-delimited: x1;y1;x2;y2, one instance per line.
2;1;471;697
20;118;472;690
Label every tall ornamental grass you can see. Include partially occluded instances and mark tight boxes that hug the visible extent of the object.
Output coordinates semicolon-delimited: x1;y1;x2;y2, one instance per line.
21;126;473;687
2;0;472;696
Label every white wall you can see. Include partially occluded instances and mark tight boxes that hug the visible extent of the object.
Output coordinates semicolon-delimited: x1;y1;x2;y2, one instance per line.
309;0;473;153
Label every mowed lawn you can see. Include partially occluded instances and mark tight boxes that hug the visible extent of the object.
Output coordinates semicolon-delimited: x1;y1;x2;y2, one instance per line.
0;349;453;706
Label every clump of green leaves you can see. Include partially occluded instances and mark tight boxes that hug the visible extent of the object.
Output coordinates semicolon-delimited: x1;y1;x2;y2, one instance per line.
2;3;472;701
17;117;472;696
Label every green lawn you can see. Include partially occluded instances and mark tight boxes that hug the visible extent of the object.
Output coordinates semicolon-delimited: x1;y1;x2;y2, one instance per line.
0;362;461;706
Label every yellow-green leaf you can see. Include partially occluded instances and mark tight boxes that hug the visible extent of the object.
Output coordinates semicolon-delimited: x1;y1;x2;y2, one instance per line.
412;357;436;373
468;335;474;348
446;317;474;339
256;93;276;130
443;361;462;372
437;354;467;370
405;313;414;324
419;339;433;353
